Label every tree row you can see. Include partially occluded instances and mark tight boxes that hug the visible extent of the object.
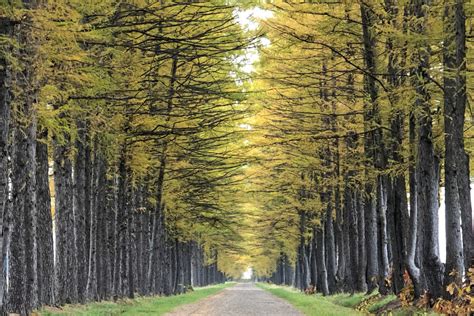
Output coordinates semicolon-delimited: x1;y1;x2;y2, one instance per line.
246;0;473;305
0;1;248;314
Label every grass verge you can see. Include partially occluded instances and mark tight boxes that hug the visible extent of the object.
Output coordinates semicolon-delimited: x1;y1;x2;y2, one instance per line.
257;283;440;316
256;283;365;316
38;282;235;316
326;292;368;308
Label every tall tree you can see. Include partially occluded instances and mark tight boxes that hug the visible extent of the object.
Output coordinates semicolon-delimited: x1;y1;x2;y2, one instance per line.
443;0;470;287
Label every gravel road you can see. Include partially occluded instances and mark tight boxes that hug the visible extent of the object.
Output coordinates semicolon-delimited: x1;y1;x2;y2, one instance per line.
165;282;303;316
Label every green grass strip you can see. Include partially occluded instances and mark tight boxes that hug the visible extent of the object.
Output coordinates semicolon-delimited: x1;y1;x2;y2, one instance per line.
256;283;365;316
326;292;368;308
38;282;235;316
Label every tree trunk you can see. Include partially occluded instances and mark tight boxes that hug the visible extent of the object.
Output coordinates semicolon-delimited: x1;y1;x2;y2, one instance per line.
136;187;147;295
345;186;358;293
459;153;473;270
8;123;29;315
96;169;106;300
315;227;329;295
334;147;345;291
86;140;104;301
411;0;444;299
112;173;121;298
147;155;166;293
0;17;13;309
324;203;337;293
84;129;92;284
309;237;317;288
54;137;75;304
407;113;422;298
73;120;87;303
360;1;382;293
8;17;40;313
36;129;55;306
127;184;135;299
364;185;379;293
356;192;367;292
377;177;390;294
296;211;308;291
443;0;468;287
384;1;409;291
117;149;129;297
105;176;116;298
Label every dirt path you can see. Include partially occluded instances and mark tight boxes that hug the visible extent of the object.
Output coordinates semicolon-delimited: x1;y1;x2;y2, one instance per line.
165;282;303;316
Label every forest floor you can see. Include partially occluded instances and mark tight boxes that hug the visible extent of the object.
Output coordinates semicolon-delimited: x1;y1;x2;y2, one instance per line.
257;283;440;316
36;283;235;316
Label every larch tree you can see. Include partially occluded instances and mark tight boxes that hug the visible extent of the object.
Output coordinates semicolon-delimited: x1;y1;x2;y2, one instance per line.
0;1;472;314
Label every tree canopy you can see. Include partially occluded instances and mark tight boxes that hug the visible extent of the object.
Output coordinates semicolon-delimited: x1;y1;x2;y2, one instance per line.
0;1;472;315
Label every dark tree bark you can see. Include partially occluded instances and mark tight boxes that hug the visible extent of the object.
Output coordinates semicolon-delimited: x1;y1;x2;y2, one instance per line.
161;207;172;295
9;96;39;313
459;153;473;270
96;169;107;300
309;238;317;288
54;137;75;304
0;17;13;309
147;157;166;293
170;239;177;293
104;175;116;298
315;227;329;295
8;126;28;315
331;102;344;291
324;202;337;293
356;192;367;292
73;120;88;303
443;0;468;287
407;113;422;298
294;250;300;289
364;186;379;293
386;177;407;294
25;122;39;312
410;0;444;299
342;131;358;292
383;1;409;294
86;141;105;301
174;240;183;294
36;130;55;306
343;74;360;293
335;188;351;290
318;62;337;294
296;211;310;291
116;148;130;298
377;178;390;295
184;243;192;288
112;173;121;298
136;185;148;296
360;1;382;293
8;16;40;313
347;189;358;293
84;128;92;282
126;183;135;299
